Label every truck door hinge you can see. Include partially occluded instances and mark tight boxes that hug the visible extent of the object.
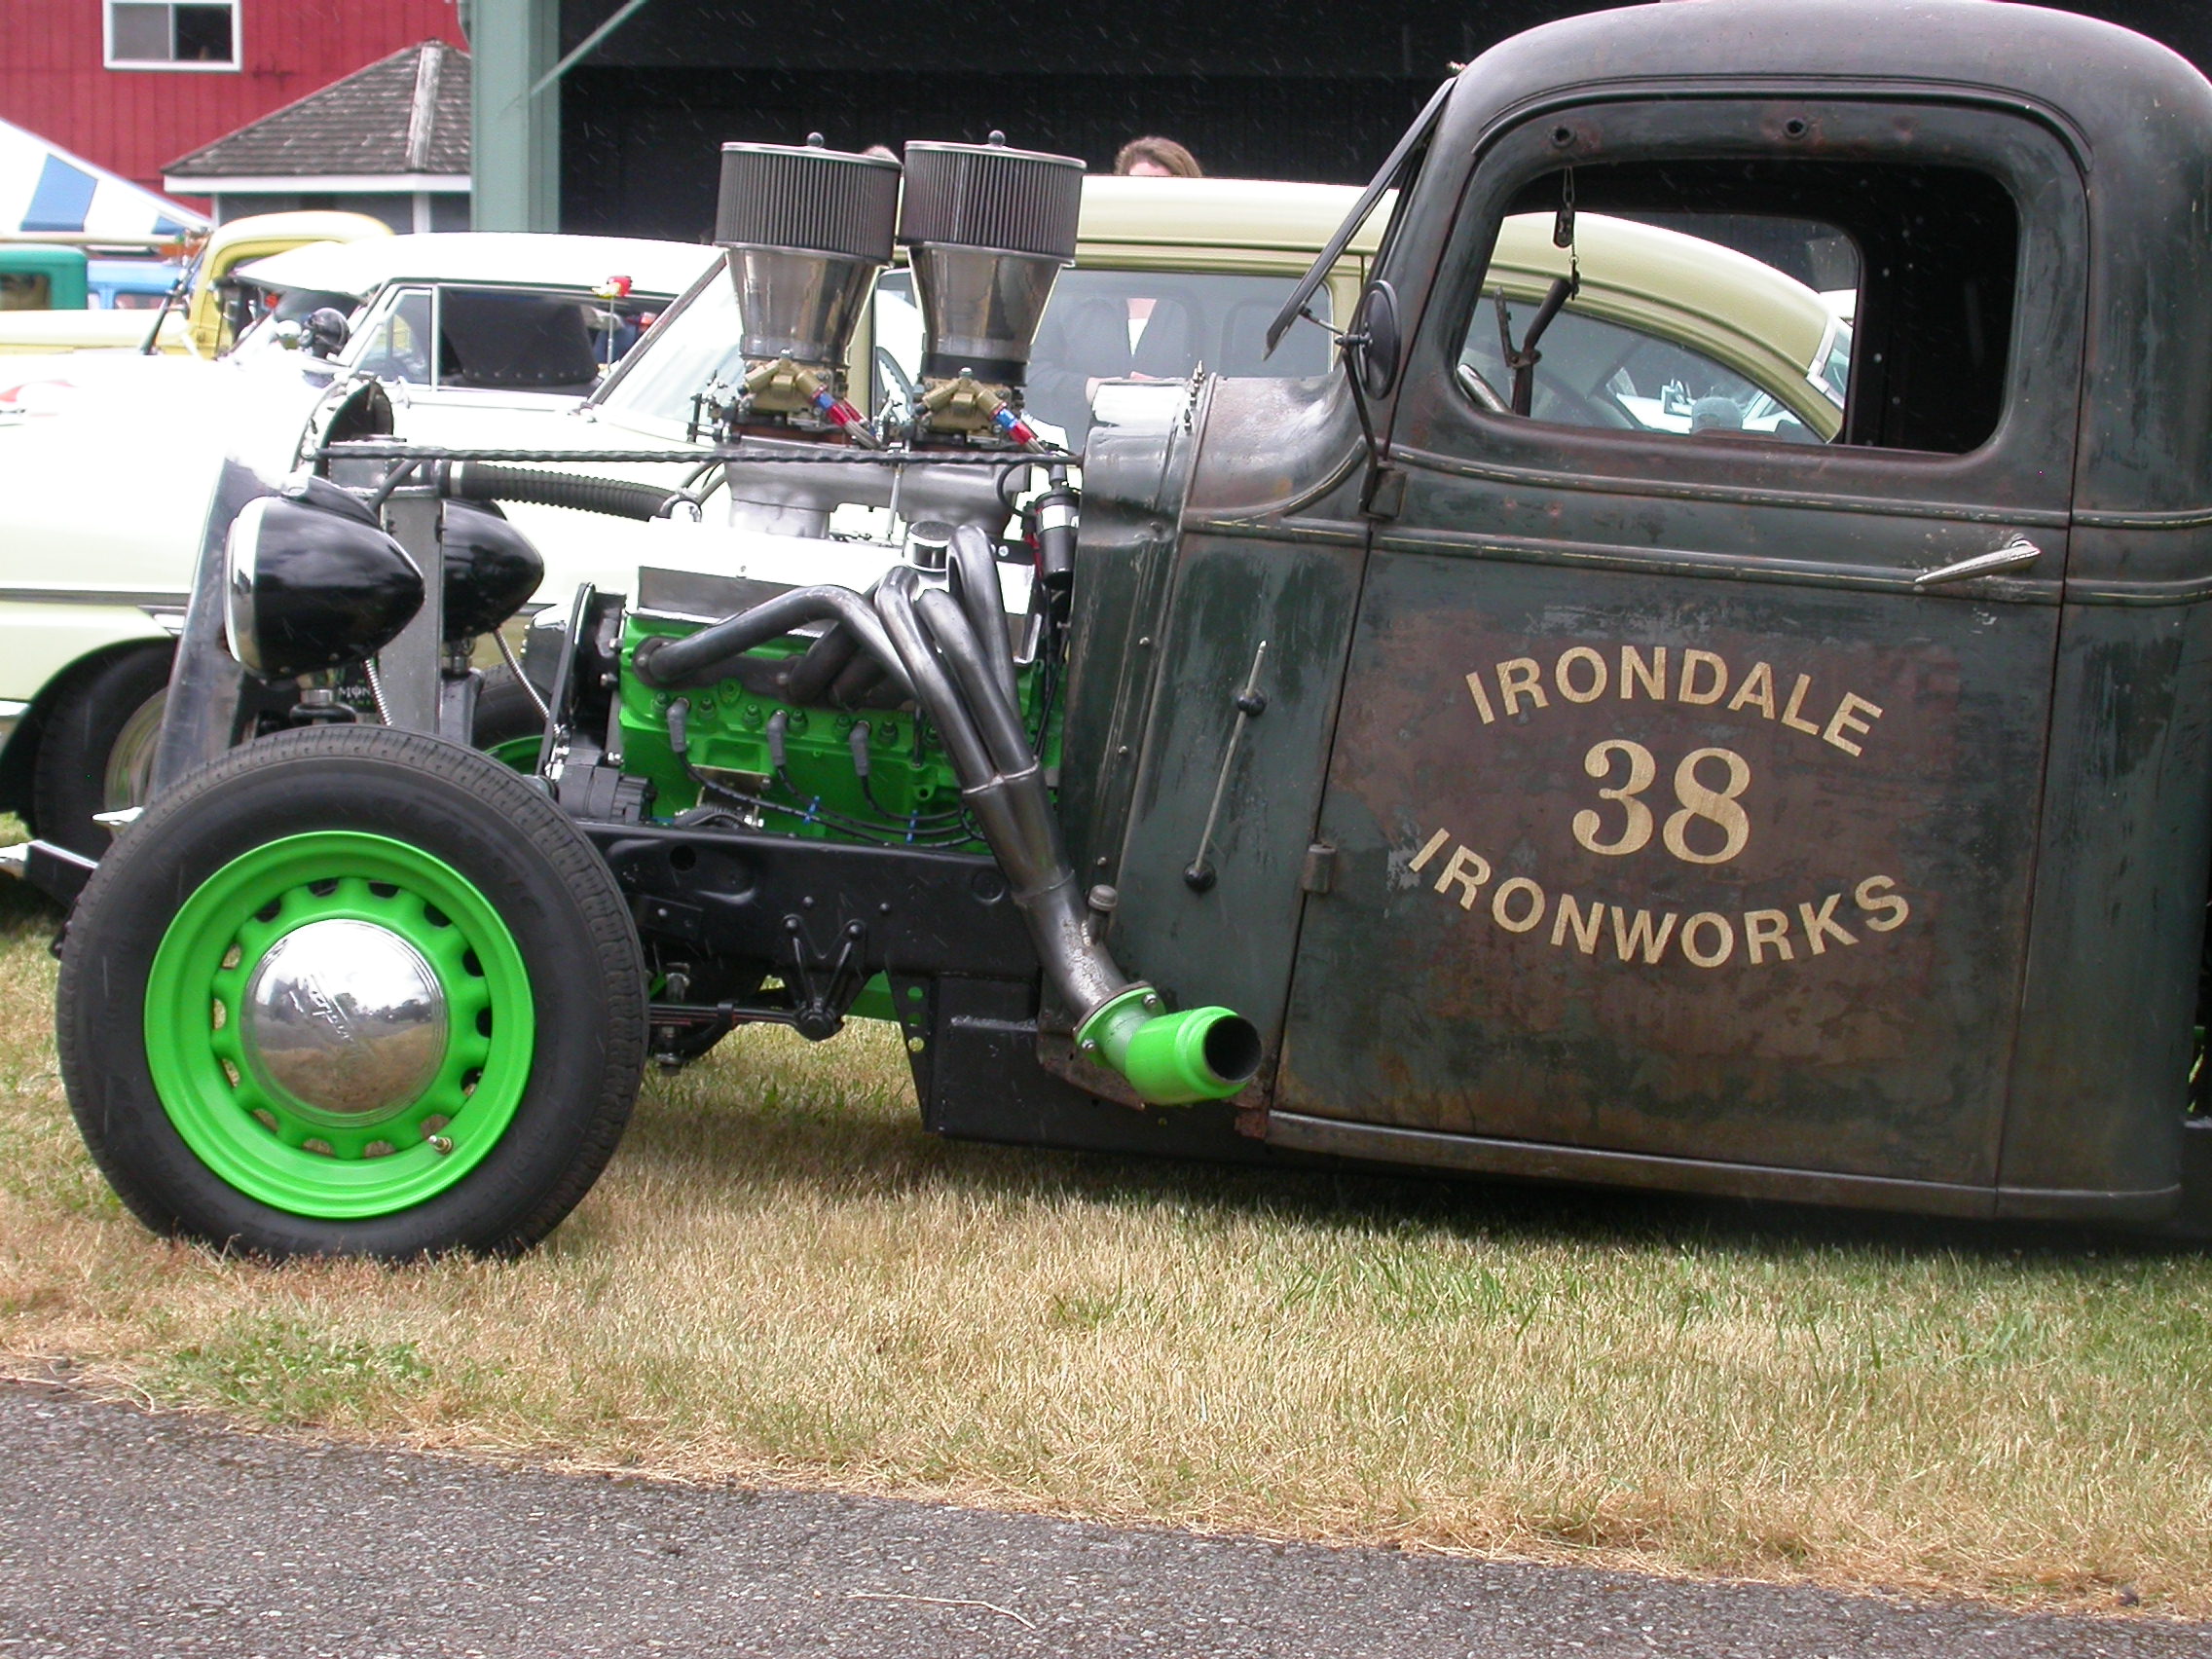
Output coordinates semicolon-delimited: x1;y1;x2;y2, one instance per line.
1300;842;1337;895
1360;464;1404;520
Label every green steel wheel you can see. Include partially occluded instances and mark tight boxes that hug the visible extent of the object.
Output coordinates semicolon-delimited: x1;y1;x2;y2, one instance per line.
143;832;534;1219
57;724;645;1259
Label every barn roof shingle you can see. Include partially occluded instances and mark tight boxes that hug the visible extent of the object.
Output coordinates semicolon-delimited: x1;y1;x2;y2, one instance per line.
166;41;468;179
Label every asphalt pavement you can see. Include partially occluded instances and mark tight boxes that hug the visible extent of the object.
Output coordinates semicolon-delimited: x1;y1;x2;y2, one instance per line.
0;1379;2205;1658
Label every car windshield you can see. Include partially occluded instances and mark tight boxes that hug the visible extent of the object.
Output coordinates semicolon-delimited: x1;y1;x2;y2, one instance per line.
598;261;1334;444
885;268;1332;448
229;285;362;357
596;269;746;433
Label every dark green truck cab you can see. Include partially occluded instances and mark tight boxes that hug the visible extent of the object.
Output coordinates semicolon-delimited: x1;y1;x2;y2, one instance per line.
1070;0;2212;1225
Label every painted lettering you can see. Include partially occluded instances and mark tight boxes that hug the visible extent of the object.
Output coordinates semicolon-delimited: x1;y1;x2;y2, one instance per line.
1822;692;1884;758
1856;873;1910;932
1677;649;1728;706
1435;845;1491;910
1496;657;1548;717
1409;843;1913;971
1680;911;1737;969
1726;660;1777;720
1744;908;1794;964
1572;739;1657;857
1661;748;1753;866
1555;645;1607;704
1611;906;1677;965
1551;892;1604;953
1780;673;1822;735
1464;671;1496;725
1493;876;1546;934
1620;645;1668;700
1798;893;1859;954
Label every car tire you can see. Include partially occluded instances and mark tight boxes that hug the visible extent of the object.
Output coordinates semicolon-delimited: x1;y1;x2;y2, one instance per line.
56;723;646;1259
472;663;546;771
32;643;173;857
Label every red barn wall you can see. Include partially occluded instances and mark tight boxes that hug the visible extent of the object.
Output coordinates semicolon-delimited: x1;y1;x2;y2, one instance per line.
0;1;467;209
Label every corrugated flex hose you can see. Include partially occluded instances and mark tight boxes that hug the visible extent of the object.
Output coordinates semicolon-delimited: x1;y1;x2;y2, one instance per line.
447;461;687;522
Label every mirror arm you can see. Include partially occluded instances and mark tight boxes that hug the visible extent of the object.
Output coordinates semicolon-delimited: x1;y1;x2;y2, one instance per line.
1332;326;1393;512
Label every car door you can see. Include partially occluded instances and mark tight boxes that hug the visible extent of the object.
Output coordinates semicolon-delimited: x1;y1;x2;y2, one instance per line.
1276;95;2088;1197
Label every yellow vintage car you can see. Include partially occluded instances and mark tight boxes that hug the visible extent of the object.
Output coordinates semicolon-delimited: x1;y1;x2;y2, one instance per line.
0;210;390;357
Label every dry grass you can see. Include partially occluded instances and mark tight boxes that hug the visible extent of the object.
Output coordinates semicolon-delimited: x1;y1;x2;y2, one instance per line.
2;841;2209;1614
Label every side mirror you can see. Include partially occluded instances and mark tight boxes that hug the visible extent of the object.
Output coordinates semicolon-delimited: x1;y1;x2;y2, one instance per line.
303;308;350;359
1351;280;1401;399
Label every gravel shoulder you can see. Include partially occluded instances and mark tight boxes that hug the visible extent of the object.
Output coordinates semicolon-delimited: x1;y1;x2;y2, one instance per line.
0;1381;2205;1658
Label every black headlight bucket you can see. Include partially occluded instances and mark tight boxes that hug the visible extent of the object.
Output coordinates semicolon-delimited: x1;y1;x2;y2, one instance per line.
440;499;544;642
224;494;424;679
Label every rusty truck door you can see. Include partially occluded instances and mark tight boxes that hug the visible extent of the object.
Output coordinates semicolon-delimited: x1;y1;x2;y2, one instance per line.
1273;98;2089;1208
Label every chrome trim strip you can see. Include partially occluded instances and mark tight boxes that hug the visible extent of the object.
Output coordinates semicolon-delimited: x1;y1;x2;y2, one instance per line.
1367;522;2061;602
0;587;193;608
1392;442;2072;529
2074;506;2212;531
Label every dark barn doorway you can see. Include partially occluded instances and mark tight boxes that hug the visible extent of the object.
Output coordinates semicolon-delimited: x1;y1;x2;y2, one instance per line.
556;0;2212;241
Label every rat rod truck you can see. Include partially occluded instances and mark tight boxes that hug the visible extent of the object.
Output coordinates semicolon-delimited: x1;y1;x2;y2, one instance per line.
13;0;2212;1256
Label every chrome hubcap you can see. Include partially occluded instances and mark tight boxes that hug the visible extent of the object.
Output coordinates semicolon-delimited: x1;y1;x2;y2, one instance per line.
238;919;450;1124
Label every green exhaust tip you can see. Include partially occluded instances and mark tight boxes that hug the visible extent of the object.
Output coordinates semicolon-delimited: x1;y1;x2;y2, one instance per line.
1077;986;1262;1105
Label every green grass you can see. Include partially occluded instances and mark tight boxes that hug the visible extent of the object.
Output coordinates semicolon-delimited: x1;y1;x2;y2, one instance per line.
1;836;2209;1612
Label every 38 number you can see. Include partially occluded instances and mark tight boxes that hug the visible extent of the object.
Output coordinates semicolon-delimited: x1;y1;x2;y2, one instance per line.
1572;740;1751;865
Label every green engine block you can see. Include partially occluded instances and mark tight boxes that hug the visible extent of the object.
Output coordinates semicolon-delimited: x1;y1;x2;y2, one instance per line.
615;609;1055;846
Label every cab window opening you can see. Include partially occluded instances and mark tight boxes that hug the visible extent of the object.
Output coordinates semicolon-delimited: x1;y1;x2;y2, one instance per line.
1457;158;2019;456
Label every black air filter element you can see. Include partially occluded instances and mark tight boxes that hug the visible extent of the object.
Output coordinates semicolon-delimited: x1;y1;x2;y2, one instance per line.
898;139;1085;261
716;140;901;261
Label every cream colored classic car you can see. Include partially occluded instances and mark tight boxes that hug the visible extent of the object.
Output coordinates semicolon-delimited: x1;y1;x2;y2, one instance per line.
0;232;717;851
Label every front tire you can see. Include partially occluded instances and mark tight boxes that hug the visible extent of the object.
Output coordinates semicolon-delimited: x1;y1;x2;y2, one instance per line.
56;725;645;1258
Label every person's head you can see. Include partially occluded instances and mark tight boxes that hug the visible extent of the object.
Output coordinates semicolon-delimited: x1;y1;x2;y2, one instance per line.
1114;136;1201;178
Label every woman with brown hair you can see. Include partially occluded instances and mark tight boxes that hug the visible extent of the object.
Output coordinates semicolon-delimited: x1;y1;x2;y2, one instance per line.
1113;136;1202;178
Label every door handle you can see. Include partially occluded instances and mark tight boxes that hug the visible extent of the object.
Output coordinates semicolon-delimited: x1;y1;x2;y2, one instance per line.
1913;535;2043;588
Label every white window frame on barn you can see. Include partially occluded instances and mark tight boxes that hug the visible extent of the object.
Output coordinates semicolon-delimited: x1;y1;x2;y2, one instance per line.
104;0;240;72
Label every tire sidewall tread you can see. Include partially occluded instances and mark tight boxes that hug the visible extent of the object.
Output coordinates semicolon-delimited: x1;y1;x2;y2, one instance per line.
32;643;174;857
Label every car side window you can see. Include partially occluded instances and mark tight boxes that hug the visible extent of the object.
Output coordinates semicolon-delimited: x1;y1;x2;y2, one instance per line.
351;288;434;385
1458;160;2017;457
